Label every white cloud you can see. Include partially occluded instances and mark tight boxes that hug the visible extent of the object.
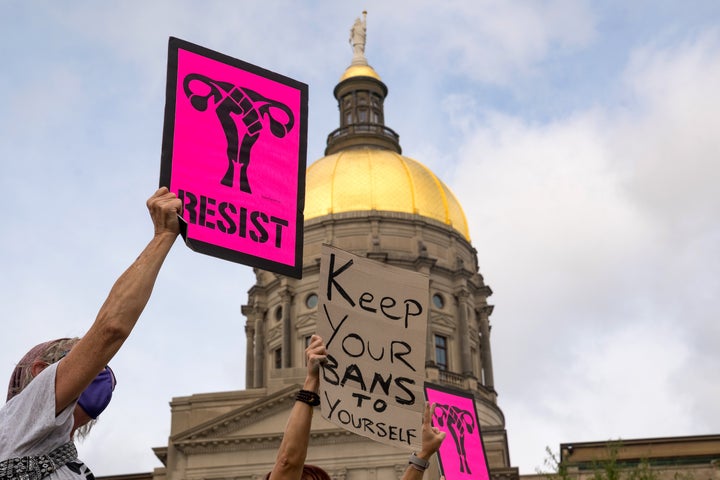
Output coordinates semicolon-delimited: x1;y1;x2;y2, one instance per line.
507;320;692;472
369;0;596;84
616;29;720;233
450;25;720;472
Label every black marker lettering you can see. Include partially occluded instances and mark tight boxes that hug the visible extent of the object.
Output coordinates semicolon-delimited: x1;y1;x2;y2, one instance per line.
322;304;348;349
391;341;416;372
321;354;339;385
352;392;371;407
359;292;376;313
394;377;416;405
403;299;423;328
369;372;392;396
326;253;355;306
342;333;365;357
340;364;366;390
324;391;341;418
380;296;400;320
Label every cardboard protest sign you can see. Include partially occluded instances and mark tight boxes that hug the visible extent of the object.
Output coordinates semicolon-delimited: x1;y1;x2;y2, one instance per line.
424;383;490;480
160;37;308;278
317;244;429;450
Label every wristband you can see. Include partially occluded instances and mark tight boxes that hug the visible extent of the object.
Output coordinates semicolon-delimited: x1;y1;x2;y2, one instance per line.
295;389;321;406
408;453;429;471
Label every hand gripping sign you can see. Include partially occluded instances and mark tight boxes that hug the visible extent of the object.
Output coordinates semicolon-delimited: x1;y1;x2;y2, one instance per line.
160;37;308;278
424;383;491;480
317;245;429;450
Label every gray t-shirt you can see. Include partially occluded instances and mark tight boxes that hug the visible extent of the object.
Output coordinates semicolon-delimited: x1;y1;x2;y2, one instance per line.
0;362;94;479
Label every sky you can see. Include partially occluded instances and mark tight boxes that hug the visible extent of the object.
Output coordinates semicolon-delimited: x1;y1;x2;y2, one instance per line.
1;0;719;475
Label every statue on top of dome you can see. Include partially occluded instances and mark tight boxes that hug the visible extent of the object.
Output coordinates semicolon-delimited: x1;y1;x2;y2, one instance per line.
349;11;367;64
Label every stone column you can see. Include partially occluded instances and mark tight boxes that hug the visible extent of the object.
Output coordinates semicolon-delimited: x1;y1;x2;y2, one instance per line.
280;288;293;368
425;320;435;367
456;288;473;376
417;258;436;369
253;316;265;388
478;305;495;388
244;320;255;388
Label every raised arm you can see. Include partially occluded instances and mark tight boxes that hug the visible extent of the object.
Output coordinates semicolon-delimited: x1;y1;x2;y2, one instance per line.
54;187;181;414
402;402;447;480
268;335;327;480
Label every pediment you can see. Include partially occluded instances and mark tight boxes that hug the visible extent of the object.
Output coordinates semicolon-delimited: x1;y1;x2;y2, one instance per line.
430;313;455;331
171;384;298;444
295;313;316;329
168;385;359;455
267;324;282;342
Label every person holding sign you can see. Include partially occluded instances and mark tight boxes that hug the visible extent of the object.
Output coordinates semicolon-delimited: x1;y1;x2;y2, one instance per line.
0;187;182;480
267;334;330;480
403;401;447;480
266;335;446;480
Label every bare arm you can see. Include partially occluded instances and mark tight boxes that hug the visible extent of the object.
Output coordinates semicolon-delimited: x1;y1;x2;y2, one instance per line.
401;402;446;480
268;335;327;480
54;187;181;414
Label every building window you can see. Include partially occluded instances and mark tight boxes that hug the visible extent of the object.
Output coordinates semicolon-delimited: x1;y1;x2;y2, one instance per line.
305;293;318;309
472;347;478;378
435;335;448;370
274;306;283;321
274;348;282;369
432;293;445;309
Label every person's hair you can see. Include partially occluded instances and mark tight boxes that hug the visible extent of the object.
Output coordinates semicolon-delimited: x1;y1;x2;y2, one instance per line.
301;465;331;480
74;418;97;441
264;465;331;480
6;337;80;401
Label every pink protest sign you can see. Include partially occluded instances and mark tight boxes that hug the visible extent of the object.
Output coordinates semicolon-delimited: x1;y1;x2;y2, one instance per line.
424;383;491;480
160;37;307;278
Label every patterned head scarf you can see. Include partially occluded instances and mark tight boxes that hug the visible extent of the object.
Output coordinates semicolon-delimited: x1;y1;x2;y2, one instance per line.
6;338;79;402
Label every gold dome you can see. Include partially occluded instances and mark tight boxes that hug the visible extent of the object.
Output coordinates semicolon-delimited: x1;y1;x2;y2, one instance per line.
305;149;470;241
339;64;382;82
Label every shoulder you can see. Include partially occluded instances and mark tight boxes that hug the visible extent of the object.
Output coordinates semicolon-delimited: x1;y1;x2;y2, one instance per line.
0;362;75;459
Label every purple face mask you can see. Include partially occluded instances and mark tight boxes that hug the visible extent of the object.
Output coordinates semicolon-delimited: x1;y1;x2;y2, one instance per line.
77;366;116;419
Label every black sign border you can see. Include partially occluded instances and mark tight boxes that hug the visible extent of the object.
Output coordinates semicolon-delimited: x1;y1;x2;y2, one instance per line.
423;382;492;480
160;36;307;278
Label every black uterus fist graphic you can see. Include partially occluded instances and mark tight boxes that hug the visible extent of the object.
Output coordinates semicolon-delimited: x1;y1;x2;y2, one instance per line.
183;73;294;194
434;404;476;474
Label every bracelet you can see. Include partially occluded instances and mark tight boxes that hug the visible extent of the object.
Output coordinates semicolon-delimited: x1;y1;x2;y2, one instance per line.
295;389;320;406
408;452;429;471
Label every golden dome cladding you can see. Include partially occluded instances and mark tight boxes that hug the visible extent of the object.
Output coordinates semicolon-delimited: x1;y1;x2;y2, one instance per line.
305;149;470;241
339;64;382;82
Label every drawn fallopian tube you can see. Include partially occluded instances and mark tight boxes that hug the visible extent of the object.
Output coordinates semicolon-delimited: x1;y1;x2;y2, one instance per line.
433;404;475;473
183;73;294;194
